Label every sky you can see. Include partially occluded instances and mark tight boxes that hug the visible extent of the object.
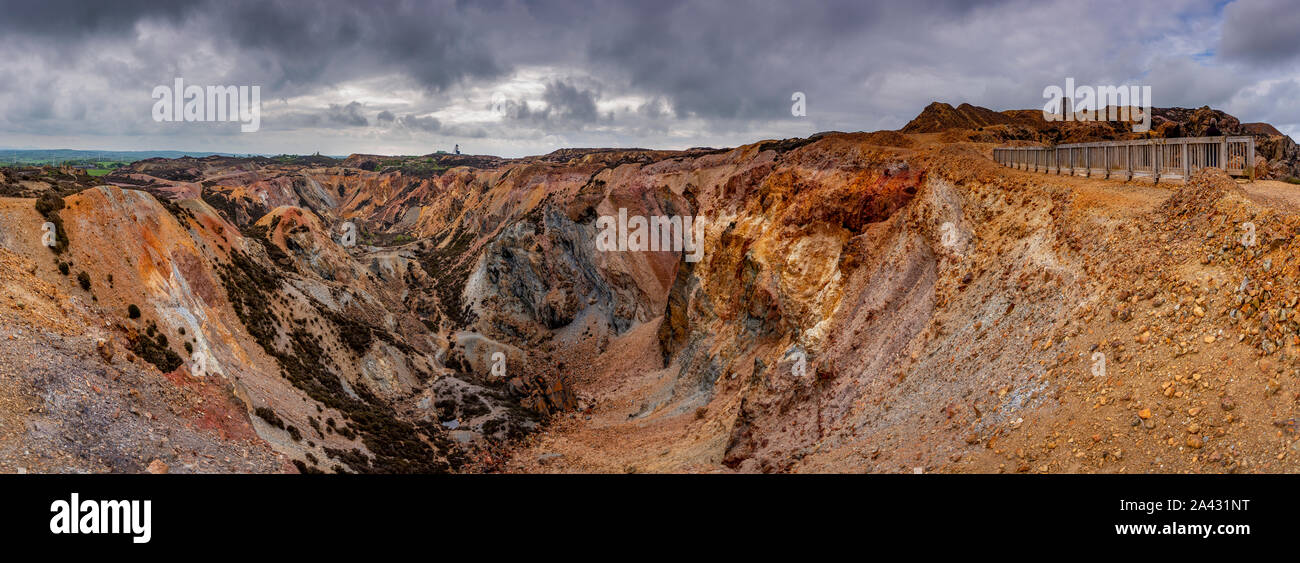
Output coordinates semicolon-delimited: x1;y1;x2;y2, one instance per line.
0;0;1297;158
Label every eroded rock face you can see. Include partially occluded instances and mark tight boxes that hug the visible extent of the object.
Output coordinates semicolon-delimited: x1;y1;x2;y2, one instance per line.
0;133;980;473
8;121;1299;475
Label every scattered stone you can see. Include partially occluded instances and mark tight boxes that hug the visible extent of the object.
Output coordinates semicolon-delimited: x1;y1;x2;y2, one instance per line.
95;338;113;362
1265;379;1282;397
146;459;169;474
1273;419;1298;435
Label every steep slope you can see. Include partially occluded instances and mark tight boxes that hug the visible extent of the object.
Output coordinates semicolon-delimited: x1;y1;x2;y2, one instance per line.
502;140;1300;474
5;125;1300;474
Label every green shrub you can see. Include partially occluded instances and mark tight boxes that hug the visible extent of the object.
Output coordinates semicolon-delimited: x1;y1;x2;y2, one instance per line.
76;271;90;291
129;332;182;373
254;407;286;429
127;304;141;319
34;193;70;253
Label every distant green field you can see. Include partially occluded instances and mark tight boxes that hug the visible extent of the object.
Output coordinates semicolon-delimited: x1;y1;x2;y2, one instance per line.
87;168;113;176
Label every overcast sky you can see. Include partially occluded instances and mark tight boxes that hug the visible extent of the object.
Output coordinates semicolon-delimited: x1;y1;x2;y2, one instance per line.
0;0;1297;157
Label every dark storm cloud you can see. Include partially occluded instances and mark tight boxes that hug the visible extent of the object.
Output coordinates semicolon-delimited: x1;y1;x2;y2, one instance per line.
0;0;1017;124
207;0;503;94
0;0;503;95
573;0;1010;120
1220;0;1300;66
327;102;369;126
1;0;1296;154
498;80;600;126
0;0;200;36
278;101;370;128
541;80;599;122
398;114;442;132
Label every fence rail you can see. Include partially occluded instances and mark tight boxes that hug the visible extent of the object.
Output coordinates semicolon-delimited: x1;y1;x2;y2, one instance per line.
992;136;1255;183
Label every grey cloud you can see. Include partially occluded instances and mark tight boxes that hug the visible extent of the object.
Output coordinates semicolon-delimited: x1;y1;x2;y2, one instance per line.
493;80;601;129
1221;0;1300;66
275;101;370;128
0;0;1295;157
398;114;442;132
0;0;200;37
541;80;599;123
0;0;504;96
1227;78;1300;132
638;97;668;120
328;102;369;126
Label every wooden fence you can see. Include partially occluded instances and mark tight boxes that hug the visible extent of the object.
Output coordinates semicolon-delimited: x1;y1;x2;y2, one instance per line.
992;136;1255;183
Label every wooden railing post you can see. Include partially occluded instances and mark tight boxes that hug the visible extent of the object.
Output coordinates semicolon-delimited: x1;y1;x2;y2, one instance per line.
1181;142;1189;183
1248;138;1255;181
1153;141;1161;184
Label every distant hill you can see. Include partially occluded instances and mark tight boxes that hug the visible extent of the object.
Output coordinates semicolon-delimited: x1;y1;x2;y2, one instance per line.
900;102;1037;133
0;149;256;166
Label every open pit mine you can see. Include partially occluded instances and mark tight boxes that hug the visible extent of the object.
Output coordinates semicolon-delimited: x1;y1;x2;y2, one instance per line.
3;103;1300;474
